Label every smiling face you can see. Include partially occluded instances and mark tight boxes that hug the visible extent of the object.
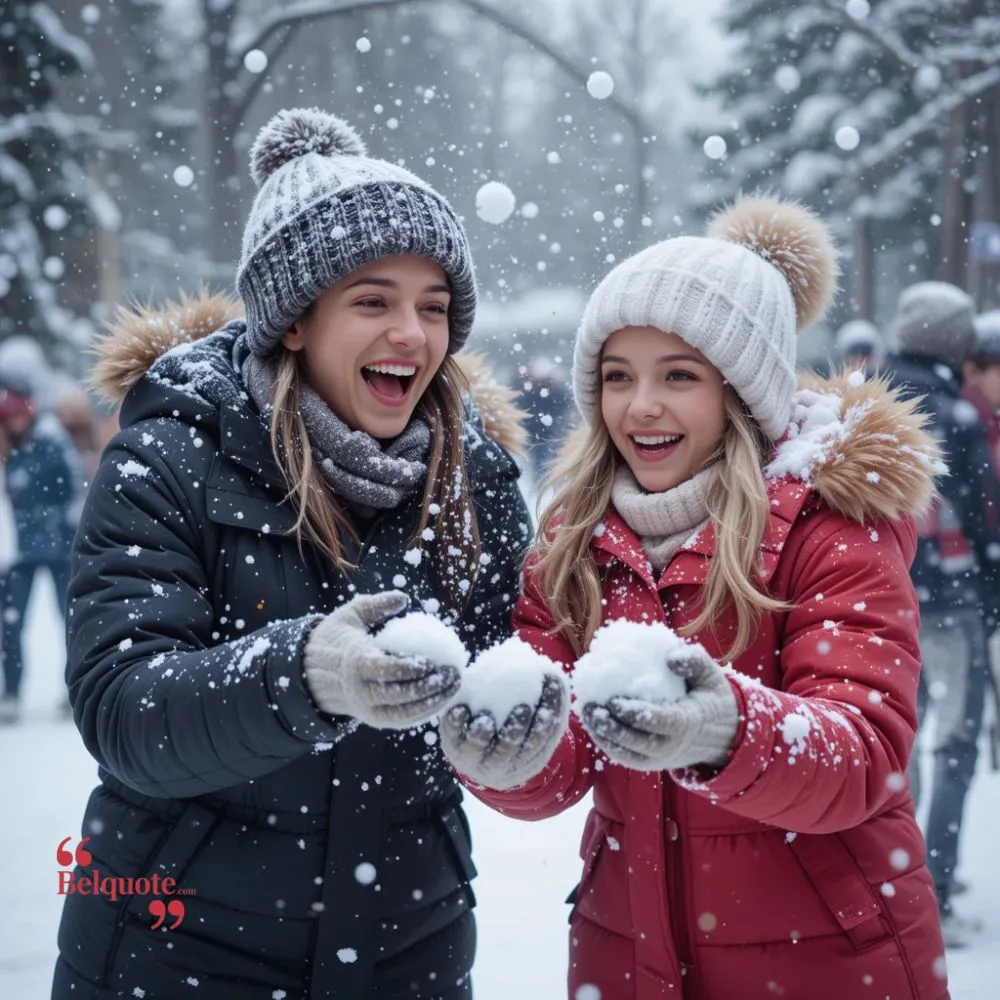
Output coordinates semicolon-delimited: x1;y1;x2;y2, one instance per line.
282;255;451;440
600;325;728;492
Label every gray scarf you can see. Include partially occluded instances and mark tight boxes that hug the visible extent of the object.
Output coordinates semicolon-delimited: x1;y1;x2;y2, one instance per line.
242;353;430;512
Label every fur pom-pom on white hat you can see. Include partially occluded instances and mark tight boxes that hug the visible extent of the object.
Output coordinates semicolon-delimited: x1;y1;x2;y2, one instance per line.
572;194;838;440
706;196;838;332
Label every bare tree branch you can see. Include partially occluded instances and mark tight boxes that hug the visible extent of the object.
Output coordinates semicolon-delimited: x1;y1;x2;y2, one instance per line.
235;24;304;121
228;0;652;137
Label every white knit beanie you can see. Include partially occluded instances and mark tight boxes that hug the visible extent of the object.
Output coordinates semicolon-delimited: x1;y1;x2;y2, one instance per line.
238;108;476;357
572;196;838;440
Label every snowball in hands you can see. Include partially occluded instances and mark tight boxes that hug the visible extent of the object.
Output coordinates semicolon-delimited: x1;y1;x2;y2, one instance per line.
573;619;688;708
574;619;739;773
303;592;463;730
454;635;563;719
439;635;570;791
375;611;470;672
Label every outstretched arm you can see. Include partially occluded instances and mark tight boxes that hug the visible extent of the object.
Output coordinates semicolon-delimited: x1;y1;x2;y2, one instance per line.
673;513;922;834
68;424;344;799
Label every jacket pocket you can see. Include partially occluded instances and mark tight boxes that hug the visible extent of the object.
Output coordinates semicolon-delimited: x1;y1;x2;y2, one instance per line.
439;801;478;901
101;800;218;983
567;810;611;923
205;455;297;536
788;832;894;951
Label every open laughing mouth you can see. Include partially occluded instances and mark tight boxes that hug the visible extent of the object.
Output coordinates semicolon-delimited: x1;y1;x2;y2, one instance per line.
629;433;683;461
361;363;418;407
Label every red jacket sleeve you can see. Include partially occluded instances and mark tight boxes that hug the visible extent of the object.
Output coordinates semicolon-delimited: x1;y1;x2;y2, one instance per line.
674;511;921;835
459;562;597;820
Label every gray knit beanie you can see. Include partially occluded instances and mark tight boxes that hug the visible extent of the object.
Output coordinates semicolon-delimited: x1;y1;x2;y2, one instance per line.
237;108;476;357
573;195;839;440
892;281;976;370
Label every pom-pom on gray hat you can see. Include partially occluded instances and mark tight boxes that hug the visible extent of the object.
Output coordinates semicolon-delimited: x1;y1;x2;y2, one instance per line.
237;108;476;357
572;195;839;440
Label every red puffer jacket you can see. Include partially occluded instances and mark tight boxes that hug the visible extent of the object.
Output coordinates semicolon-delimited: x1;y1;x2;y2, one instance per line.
472;375;949;1000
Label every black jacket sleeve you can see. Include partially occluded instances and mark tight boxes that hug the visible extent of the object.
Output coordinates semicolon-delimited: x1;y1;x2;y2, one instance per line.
67;421;345;799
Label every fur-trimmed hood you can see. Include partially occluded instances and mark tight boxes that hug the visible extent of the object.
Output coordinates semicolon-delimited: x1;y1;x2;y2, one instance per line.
767;370;944;523
91;291;527;456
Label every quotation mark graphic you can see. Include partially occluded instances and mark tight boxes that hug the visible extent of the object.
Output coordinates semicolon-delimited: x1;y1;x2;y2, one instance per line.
149;898;186;930
56;837;92;867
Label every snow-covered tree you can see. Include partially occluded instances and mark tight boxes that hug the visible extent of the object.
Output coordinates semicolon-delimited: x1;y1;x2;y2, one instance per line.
694;0;1000;318
0;2;118;365
66;0;210;304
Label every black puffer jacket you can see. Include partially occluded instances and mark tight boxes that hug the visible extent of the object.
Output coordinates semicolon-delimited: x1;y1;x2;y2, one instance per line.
54;305;531;1000
884;351;1000;623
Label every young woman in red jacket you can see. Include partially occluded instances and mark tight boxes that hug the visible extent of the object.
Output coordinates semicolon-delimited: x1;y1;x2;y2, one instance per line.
441;195;951;999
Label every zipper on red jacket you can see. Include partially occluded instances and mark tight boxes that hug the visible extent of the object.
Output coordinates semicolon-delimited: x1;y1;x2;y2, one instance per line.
664;780;699;996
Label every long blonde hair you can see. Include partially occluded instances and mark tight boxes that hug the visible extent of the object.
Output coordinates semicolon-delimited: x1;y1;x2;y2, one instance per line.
269;347;480;614
534;391;787;660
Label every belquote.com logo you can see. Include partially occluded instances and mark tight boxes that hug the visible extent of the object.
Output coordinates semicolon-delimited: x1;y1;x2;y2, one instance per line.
56;837;196;930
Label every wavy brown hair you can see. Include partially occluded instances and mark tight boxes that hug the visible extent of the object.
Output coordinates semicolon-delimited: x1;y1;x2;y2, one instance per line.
534;391;788;660
269;348;480;615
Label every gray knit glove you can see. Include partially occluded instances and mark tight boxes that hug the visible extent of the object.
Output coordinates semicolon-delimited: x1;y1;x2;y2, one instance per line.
580;646;739;771
304;591;461;729
440;674;569;791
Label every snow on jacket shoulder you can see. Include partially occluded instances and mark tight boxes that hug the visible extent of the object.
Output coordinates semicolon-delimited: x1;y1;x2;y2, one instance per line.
475;372;950;1000
56;293;531;1000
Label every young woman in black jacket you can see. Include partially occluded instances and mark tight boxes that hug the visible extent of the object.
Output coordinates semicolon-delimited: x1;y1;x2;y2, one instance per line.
53;108;533;1000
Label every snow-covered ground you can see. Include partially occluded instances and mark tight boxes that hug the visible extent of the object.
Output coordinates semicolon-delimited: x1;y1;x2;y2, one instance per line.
2;574;999;997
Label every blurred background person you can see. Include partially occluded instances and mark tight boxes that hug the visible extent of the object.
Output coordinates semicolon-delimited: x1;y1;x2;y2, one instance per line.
0;420;14;643
963;310;1000;475
961;307;1000;878
55;384;101;487
0;373;83;724
835;317;885;371
522;355;574;487
885;281;1000;946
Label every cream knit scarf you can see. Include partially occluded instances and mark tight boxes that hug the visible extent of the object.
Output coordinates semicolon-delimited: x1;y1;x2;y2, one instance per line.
611;464;721;573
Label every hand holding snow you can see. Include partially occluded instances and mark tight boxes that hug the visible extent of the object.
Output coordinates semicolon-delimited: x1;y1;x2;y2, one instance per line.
304;592;462;730
439;635;569;791
575;620;739;773
375;611;469;671
572;619;688;709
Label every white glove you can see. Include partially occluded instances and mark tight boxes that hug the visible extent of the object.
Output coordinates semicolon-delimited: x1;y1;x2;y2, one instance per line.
439;636;569;790
304;591;461;729
580;643;739;771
